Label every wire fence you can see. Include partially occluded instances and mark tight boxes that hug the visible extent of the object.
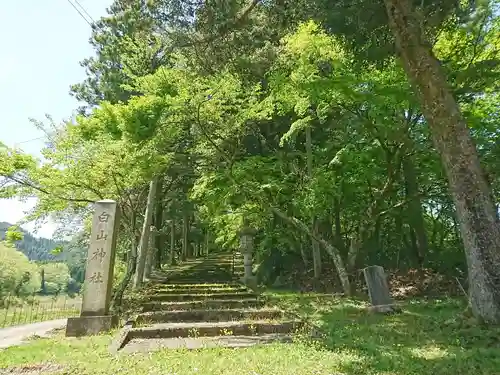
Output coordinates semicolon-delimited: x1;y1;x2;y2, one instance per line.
0;294;82;329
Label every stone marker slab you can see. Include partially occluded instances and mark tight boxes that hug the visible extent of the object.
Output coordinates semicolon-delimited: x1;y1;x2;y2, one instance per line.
363;265;401;314
66;200;120;337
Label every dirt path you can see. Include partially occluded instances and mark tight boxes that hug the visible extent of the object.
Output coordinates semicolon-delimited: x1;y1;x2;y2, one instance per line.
0;319;67;349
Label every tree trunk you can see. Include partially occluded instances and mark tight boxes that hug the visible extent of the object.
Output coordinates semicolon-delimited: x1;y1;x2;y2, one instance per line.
204;230;210;257
384;0;500;323
299;233;308;268
182;213;189;261
153;179;164;270
333;197;344;254
169;218;176;265
144;229;155;280
271;207;351;295
133;177;158;289
402;154;428;266
306;126;322;278
111;210;138;311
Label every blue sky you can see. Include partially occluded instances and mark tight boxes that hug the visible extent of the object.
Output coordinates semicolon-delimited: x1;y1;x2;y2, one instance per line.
0;0;112;238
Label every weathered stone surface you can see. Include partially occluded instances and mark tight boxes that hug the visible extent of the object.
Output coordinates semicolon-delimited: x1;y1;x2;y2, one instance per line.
240;276;258;290
81;200;120;317
125;320;302;340
109;321;133;353
146;286;248;294
111;253;303;353
121;334;293;353
136;308;284;325
367;304;402;314
363;265;400;313
0;363;66;375
150;283;243;289
66;315;119;337
145;291;257;302
142;298;265;312
239;224;256;282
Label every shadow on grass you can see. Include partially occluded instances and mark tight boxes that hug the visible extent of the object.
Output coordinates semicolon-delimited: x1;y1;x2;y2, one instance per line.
267;290;500;374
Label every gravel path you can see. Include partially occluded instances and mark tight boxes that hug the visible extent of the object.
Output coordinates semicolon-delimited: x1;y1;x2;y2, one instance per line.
0;319;67;349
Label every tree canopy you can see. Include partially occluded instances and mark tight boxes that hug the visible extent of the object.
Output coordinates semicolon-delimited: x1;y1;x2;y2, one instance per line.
1;0;499;322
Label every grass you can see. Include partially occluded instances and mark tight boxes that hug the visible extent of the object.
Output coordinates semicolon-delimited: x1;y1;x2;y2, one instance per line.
0;295;81;328
1;291;500;374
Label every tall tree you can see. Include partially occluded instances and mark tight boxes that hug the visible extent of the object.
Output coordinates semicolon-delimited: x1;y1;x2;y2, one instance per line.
382;0;500;323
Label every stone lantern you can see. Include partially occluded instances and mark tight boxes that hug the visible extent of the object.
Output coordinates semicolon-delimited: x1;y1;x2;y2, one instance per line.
239;224;257;289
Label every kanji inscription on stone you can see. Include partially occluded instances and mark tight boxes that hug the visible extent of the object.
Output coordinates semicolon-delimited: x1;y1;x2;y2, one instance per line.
98;212;111;223
96;230;108;241
81;200;120;316
91;248;107;263
88;272;104;283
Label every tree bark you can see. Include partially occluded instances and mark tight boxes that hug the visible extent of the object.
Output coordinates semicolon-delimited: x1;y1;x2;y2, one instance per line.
169;218;176;265
205;229;210;257
144;227;155;280
153;179;164;270
271;206;351;295
111;210;138;310
299;233;309;268
384;0;500;323
133;177;158;289
333;197;344;254
305;126;322;278
402;154;428;266
182;213;189;261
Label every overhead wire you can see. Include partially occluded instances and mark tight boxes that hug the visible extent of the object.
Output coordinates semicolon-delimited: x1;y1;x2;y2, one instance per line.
13;136;47;145
65;0;93;27
73;0;96;24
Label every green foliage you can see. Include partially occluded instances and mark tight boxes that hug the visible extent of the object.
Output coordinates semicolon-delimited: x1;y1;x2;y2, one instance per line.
0;242;41;299
4;225;23;244
0;222;66;262
1;0;500;305
39;263;71;295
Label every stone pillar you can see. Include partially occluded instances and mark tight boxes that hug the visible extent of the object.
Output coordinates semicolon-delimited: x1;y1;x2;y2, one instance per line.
239;225;257;289
66;200;120;337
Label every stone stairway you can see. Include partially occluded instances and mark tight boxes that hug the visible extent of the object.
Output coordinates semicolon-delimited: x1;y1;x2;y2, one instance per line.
111;252;302;353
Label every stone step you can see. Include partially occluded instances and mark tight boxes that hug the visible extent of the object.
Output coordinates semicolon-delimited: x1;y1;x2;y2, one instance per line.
124;320;302;341
148;283;244;289
150;279;234;285
146;287;248;295
146;292;257;302
136;308;284;325
165;262;232;267
119;334;293;353
142;298;265;312
146;282;241;288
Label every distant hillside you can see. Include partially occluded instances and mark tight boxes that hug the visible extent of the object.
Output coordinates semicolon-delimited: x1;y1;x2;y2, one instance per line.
0;221;62;261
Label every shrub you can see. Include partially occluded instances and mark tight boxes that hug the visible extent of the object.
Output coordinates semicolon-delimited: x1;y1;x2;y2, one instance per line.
0;242;40;299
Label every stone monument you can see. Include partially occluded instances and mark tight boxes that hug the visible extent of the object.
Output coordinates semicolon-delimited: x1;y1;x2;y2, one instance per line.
239;224;257;290
66;200;120;336
363;265;401;314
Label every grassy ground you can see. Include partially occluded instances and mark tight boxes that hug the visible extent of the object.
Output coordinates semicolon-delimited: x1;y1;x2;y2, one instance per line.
0;295;81;328
1;291;499;374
